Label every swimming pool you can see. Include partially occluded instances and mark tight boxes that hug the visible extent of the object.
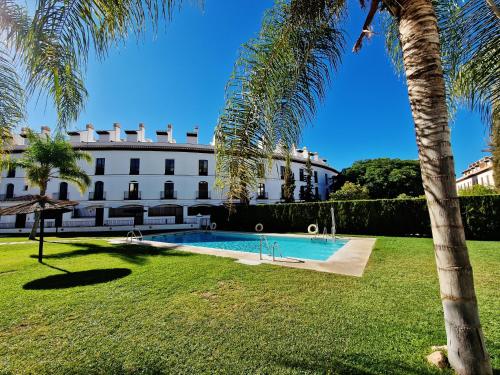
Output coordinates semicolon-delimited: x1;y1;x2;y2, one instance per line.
145;231;348;261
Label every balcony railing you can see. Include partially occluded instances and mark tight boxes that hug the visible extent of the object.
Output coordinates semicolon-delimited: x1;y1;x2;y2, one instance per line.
256;192;268;199
196;191;211;199
52;192;69;200
88;191;106;201
124;191;141;200
0;194;16;201
160;190;177;199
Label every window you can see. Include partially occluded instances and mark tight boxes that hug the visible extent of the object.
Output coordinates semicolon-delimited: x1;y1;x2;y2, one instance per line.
163;181;175;199
92;181;104;200
165;159;175;175
6;167;15;178
199;160;208;176
129;158;140;175
299;168;305;182
24;185;28;191
325;173;328;184
257;183;267;199
257;164;265;178
5;183;14;199
95;158;105;175
198;181;209;199
315;186;319;198
280;166;286;180
126;181;140;199
281;184;285;199
59;182;68;200
314;171;318;183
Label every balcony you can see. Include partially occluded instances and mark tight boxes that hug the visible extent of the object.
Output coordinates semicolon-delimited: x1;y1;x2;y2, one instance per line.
160;190;177;199
196;191;211;199
124;191;141;200
88;191;106;201
52;192;69;200
256;192;268;200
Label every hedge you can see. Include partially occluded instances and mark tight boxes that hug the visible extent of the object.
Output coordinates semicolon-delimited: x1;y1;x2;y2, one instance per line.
209;195;500;240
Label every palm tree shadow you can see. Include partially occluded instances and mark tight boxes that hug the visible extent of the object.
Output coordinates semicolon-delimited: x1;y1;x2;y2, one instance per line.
30;242;191;265
23;268;131;290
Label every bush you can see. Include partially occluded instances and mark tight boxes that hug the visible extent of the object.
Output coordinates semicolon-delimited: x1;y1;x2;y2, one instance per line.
210;195;500;240
330;182;369;200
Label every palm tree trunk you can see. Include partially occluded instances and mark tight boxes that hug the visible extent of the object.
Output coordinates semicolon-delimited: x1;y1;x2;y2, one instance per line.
29;212;40;240
29;186;46;240
396;0;492;373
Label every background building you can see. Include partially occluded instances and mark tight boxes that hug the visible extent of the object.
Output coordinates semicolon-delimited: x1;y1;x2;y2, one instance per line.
0;124;338;233
456;156;495;191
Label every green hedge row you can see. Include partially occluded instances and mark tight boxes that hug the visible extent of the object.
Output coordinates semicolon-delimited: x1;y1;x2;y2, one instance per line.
210;195;500;240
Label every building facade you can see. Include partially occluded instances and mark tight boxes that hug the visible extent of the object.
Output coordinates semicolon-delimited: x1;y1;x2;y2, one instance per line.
0;124;338;232
456;156;495;191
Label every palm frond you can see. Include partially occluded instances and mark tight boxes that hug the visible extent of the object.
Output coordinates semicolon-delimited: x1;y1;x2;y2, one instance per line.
0;48;25;155
445;0;500;126
384;0;499;126
215;0;345;203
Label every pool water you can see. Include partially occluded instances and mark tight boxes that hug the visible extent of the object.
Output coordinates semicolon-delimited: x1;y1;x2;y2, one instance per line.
145;231;348;261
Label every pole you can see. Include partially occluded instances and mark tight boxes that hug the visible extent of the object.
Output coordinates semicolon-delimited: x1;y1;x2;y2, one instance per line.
38;210;44;263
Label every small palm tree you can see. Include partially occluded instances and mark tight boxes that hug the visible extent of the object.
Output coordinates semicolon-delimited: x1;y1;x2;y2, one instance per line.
6;130;91;239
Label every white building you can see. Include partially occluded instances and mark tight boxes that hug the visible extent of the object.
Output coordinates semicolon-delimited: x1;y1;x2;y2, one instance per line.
0;124;338;233
456;156;495;191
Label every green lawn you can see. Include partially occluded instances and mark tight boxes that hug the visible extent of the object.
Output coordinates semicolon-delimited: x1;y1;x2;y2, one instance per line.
0;236;498;374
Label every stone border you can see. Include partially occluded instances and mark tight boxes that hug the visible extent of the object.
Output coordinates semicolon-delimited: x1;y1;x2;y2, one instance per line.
111;231;376;277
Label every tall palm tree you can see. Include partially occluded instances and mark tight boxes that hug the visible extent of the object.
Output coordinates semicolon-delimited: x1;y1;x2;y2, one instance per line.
4;129;91;239
215;0;492;373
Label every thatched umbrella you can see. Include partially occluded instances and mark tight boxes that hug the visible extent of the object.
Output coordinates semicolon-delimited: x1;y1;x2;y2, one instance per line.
0;195;78;262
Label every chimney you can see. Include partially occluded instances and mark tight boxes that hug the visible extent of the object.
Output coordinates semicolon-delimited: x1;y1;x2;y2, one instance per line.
167;124;174;143
84;123;95;142
40;126;51;137
138;123;146;142
157;124;174;143
186;126;199;144
113;123;121;142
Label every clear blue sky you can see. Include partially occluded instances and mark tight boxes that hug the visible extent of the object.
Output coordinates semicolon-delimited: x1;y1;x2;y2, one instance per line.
25;0;491;174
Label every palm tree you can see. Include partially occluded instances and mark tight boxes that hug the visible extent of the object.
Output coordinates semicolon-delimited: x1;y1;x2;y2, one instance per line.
0;0;182;141
386;0;499;188
215;0;492;373
5;129;91;239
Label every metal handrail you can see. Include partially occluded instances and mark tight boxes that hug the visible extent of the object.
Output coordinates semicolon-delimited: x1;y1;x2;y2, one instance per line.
126;229;143;243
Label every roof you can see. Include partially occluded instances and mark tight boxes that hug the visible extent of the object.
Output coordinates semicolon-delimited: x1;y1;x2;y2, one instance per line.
8;142;340;173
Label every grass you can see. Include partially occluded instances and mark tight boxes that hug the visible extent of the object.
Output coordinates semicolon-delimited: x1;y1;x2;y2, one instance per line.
0;236;498;374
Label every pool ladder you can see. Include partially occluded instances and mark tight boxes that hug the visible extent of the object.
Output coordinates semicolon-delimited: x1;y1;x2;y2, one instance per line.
259;235;282;261
126;229;143;243
312;227;330;242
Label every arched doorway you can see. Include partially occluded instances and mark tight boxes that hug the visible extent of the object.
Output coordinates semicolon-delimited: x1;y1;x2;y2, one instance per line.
109;205;144;226
148;204;183;224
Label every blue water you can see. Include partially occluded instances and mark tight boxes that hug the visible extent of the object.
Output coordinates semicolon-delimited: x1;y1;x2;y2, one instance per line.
145;231;348;261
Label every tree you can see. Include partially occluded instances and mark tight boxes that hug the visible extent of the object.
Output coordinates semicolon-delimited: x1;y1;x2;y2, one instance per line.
215;0;492;372
0;0;181;142
5;130;91;239
282;153;296;203
300;154;315;201
333;158;424;198
330;182;369;201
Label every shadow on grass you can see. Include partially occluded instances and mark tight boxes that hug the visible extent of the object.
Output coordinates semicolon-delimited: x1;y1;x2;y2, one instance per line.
23;268;131;290
30;242;191;265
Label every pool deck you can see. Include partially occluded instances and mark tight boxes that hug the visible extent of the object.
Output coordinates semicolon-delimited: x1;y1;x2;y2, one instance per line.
111;231;376;277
